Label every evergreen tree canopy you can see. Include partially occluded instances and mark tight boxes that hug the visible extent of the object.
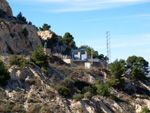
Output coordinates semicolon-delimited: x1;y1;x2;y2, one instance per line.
31;45;48;67
108;59;124;79
107;59;125;89
126;56;149;73
16;12;27;24
0;60;10;86
131;66;146;80
62;32;76;49
98;54;109;62
39;24;51;31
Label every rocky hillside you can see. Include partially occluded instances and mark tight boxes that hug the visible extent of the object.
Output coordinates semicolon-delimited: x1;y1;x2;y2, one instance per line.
0;0;41;55
0;55;150;113
0;1;150;113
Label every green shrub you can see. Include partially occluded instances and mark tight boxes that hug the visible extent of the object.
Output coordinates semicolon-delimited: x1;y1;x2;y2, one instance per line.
82;86;95;94
74;80;91;91
96;80;110;97
0;60;10;86
56;86;71;97
9;55;29;68
63;78;74;88
139;107;149;113
73;94;84;101
31;45;48;68
84;92;93;100
106;77;124;89
22;28;28;37
41;66;48;75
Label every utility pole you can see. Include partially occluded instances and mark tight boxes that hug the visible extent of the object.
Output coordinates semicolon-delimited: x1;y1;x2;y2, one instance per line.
91;48;93;65
106;31;111;64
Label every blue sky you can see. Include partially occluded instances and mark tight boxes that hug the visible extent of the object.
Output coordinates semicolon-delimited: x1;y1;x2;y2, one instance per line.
7;0;150;64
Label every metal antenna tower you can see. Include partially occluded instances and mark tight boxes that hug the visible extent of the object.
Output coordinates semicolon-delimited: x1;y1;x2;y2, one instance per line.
106;31;111;64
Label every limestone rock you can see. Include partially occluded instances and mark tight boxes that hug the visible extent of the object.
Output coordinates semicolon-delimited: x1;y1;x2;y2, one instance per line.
0;20;41;54
0;0;13;16
38;30;53;40
9;66;34;80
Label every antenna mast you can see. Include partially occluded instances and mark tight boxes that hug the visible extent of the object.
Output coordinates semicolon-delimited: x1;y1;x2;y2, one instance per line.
106;31;111;64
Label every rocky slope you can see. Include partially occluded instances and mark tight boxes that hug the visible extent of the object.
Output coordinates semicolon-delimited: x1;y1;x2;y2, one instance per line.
0;55;150;113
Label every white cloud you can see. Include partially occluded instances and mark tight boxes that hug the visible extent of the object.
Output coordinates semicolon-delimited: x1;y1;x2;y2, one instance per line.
34;0;149;12
84;14;150;22
10;0;149;12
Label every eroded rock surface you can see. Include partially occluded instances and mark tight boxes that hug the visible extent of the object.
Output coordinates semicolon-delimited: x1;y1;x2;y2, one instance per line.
0;0;12;16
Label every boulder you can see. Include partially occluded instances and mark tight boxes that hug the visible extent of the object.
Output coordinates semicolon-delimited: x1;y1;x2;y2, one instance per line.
0;0;13;16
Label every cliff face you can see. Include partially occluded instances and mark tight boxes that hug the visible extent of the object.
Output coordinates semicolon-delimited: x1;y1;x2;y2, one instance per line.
0;20;41;54
0;1;41;55
0;0;13;16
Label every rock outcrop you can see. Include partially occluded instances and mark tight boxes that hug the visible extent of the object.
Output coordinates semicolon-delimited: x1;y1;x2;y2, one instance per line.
0;4;41;55
38;30;53;40
0;0;13;16
0;20;41;54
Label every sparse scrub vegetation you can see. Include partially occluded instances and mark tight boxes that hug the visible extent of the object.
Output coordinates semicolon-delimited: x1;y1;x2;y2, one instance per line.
9;55;29;68
62;78;74;88
73;94;84;101
56;86;71;97
82;86;95;95
22;28;28;37
74;80;91;91
96;80;110;97
139;107;150;113
84;92;93;99
41;66;48;75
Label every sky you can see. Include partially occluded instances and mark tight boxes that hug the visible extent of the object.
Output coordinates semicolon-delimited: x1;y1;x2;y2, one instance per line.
7;0;150;64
